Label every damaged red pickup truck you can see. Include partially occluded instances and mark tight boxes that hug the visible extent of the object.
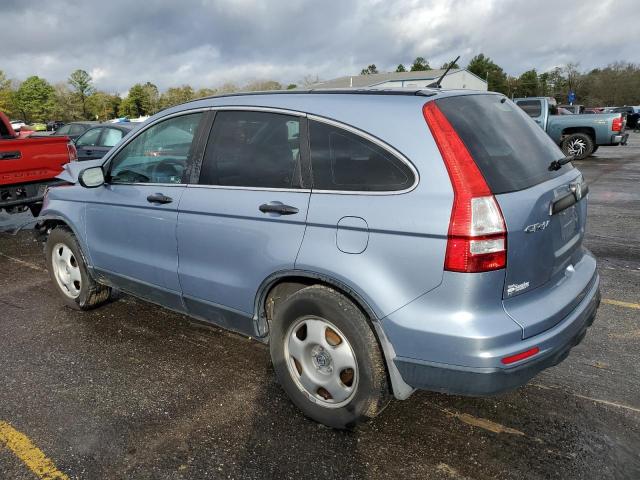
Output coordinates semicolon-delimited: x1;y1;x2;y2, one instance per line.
0;111;77;215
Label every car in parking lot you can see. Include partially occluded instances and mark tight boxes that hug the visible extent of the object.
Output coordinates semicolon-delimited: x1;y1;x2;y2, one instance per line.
52;121;99;141
37;89;601;429
74;123;136;161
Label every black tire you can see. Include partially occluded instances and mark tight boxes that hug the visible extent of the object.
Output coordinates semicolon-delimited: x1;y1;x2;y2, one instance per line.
590;146;598;155
45;227;111;310
270;285;391;429
561;133;594;160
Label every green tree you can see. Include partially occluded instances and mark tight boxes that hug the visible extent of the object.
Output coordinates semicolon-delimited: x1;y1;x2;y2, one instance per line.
87;91;121;121
120;82;159;117
68;69;95;119
0;70;16;116
410;57;431;71
515;69;539;97
441;60;460;70
194;87;217;98
360;64;378;75
467;53;507;94
286;83;297;90
244;80;282;91
159;85;195;109
14;76;56;123
395;64;406;73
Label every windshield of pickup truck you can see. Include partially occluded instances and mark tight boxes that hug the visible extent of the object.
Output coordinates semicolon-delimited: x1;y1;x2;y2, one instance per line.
436;94;572;194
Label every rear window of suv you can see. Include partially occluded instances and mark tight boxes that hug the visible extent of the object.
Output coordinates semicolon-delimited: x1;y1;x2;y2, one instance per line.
436;94;572;194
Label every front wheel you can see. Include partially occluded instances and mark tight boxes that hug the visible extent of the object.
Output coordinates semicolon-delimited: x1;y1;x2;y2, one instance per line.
561;133;594;160
45;227;111;310
270;285;391;429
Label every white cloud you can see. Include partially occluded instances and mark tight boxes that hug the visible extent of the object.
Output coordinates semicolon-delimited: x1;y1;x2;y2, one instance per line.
0;0;638;92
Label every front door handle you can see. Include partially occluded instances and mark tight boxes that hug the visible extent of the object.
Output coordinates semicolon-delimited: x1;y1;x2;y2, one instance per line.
259;202;299;215
147;193;173;204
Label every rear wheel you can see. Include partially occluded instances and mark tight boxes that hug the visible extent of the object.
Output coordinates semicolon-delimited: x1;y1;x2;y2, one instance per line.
45;227;111;310
561;133;594;160
270;285;391;429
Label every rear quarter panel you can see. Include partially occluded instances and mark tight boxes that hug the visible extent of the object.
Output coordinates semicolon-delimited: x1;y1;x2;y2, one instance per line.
283;96;453;319
547;114;616;145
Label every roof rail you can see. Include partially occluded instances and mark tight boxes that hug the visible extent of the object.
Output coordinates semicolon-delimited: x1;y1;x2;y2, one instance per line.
183;88;439;106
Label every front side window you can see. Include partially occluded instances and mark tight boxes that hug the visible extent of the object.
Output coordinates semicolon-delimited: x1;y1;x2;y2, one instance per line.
199;111;302;189
76;128;102;147
309;120;414;191
101;128;125;147
109;113;203;184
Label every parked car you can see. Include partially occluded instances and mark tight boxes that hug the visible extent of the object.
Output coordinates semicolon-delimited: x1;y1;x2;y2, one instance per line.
10;120;26;131
52;121;99;141
515;97;628;159
74;123;136;161
47;120;65;131
0;111;77;215
38;90;600;429
605;106;640;130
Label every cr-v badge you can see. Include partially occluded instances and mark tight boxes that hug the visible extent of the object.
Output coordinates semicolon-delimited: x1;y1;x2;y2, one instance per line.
524;220;550;233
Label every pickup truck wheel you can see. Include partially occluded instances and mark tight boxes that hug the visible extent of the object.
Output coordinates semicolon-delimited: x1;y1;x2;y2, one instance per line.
561;133;594;160
270;285;391;429
45;227;111;310
590;146;599;156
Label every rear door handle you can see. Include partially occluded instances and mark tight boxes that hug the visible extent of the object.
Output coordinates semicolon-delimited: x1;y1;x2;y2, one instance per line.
0;151;21;160
147;193;173;204
259;202;299;215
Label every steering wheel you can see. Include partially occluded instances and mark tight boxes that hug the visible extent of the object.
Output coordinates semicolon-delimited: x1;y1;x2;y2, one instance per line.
150;159;184;183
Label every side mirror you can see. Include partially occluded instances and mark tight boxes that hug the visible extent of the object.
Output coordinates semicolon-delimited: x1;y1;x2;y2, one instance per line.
78;166;105;188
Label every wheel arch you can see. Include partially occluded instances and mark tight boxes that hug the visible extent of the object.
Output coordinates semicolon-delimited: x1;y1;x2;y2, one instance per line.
255;270;415;400
36;214;93;271
561;127;595;142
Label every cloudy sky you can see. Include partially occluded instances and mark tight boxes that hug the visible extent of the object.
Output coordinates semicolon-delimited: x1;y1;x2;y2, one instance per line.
1;0;639;93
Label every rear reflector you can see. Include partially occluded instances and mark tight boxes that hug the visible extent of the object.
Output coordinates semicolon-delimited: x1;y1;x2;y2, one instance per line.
501;347;540;365
423;101;507;273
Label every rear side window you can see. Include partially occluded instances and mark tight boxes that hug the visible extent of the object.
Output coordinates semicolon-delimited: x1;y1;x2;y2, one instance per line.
309;120;414;191
200;111;302;189
437;95;571;194
516;100;542;117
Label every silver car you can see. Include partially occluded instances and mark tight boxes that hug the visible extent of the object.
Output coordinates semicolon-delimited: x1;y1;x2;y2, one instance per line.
38;89;600;428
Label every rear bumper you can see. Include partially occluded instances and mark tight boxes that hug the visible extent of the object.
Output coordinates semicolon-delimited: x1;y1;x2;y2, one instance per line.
392;276;600;396
610;133;629;145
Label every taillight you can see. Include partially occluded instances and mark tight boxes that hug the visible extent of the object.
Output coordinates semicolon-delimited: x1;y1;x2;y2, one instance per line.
423;101;507;273
611;115;623;132
67;142;78;162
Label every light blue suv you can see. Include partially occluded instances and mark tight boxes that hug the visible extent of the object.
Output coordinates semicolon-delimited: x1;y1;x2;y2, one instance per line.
38;90;601;428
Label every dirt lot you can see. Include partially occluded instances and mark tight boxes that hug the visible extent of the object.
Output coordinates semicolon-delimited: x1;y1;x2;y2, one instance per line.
1;135;639;479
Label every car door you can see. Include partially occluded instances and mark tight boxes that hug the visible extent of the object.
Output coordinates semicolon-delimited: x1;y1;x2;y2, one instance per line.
85;111;207;311
75;127;103;161
177;109;311;335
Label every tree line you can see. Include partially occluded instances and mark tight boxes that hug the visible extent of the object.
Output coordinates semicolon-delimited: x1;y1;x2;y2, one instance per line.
362;54;640;106
2;54;639;123
0;70;296;123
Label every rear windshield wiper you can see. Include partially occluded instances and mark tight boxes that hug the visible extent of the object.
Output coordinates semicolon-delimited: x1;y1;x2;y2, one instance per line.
549;155;574;171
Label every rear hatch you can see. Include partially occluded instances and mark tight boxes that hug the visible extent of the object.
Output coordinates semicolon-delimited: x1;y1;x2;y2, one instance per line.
437;94;595;338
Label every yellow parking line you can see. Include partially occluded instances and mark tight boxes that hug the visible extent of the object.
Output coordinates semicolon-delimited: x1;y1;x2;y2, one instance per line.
602;299;640;310
0;421;68;480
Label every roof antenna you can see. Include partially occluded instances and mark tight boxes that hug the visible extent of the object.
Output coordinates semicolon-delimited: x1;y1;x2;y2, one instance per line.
426;55;460;88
